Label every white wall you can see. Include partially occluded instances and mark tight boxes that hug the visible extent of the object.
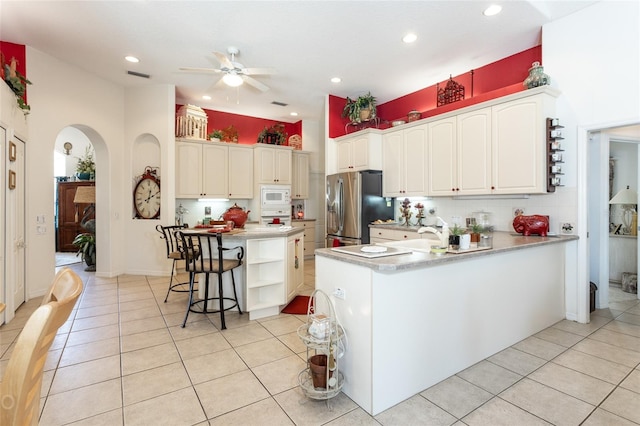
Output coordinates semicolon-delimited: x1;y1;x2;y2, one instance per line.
124;85;176;276
543;0;640;320
26;46;125;296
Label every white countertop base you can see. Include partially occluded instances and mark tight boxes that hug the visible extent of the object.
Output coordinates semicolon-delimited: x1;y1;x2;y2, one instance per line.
315;242;566;415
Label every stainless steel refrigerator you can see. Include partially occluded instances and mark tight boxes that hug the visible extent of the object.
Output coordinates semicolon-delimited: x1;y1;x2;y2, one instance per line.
326;170;394;246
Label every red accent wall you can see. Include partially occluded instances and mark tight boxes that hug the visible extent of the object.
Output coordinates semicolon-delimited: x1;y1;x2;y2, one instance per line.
329;46;542;138
176;105;302;147
0;41;27;102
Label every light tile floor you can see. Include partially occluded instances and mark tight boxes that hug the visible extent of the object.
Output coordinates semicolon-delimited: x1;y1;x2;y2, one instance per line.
1;262;640;425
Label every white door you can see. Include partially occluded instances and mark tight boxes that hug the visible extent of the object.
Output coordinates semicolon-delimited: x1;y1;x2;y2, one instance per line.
0;126;5;322
8;137;26;309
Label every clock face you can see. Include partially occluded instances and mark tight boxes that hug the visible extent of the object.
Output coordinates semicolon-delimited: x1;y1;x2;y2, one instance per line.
134;177;161;219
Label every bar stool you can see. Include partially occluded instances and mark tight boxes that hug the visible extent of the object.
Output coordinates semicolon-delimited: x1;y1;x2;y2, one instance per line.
178;231;244;330
156;224;193;302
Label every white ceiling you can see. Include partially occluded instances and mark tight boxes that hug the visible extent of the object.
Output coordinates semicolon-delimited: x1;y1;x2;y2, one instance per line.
0;1;598;123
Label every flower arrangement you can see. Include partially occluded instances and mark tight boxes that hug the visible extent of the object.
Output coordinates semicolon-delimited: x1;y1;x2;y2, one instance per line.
76;146;96;176
399;198;412;226
1;53;31;114
415;202;425;226
257;124;288;145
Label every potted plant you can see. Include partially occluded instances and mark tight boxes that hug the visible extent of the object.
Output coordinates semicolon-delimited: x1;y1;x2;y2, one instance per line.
73;232;96;271
257;124;288;145
342;92;377;123
469;223;484;244
76;146;95;180
449;224;466;250
208;129;224;142
2;54;31;114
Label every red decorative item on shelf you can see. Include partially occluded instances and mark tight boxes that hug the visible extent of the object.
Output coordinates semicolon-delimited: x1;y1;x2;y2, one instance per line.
222;203;250;228
512;214;549;237
437;75;465;107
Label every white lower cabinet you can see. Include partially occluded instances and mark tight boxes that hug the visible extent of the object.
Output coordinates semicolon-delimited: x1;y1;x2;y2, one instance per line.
287;233;305;302
292;220;316;258
369;228;421;245
245;238;286;318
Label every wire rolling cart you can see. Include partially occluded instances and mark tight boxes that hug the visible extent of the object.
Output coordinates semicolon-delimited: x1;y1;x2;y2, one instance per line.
297;289;346;400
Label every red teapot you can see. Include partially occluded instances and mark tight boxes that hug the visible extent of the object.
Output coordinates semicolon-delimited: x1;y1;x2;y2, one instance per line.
222;203;250;228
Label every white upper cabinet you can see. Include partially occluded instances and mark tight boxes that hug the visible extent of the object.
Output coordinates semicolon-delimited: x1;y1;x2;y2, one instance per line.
176;140;253;199
292;151;310;199
335;131;383;172
457;107;492;195
383;124;428;197
254;145;292;184
428;117;457;196
491;94;553;194
227;145;254;199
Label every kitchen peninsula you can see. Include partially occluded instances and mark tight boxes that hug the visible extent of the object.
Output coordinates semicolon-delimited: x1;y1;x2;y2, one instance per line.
314;232;578;415
194;225;304;320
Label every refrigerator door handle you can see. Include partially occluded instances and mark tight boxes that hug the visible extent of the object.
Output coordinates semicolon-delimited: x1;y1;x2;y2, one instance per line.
338;178;344;232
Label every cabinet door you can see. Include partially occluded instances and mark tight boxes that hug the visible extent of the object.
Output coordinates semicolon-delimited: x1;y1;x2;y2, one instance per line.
292;152;310;199
457;108;492;195
274;149;292;184
254;147;276;183
176;142;203;198
336;140;353;172
228;146;253;199
351;136;370;170
492;96;544;194
202;144;228;198
428;117;457;196
382;131;404;197
404;125;428;196
286;234;304;301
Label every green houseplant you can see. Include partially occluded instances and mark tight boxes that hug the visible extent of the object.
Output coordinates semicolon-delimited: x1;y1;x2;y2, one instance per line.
257;124;288;145
469;223;484;244
342;92;377;123
76;146;95;180
449;224;466;249
73;232;96;271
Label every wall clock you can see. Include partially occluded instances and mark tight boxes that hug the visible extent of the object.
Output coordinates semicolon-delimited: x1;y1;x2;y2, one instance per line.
133;167;161;219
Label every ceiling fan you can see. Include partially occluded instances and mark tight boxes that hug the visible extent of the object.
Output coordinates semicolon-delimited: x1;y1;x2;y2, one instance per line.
180;47;274;92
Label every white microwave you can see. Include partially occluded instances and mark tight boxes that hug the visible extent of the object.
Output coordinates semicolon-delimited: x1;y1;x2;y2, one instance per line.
261;185;291;206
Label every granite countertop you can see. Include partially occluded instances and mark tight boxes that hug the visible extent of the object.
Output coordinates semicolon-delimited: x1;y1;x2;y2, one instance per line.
316;231;579;272
185;225;304;240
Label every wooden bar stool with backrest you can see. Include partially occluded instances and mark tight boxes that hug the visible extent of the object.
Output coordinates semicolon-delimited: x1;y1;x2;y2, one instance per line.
1;267;83;426
178;231;244;330
156;224;195;302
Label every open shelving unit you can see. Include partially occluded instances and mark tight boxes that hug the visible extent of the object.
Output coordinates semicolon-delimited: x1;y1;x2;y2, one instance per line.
245;238;285;313
547;117;565;192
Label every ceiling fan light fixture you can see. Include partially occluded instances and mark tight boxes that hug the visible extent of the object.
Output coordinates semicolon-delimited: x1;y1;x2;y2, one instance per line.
402;33;418;43
223;73;243;87
483;5;502;16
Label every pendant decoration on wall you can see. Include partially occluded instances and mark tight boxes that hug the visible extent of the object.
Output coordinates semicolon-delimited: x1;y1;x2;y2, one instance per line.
437;75;465;107
133;166;161;219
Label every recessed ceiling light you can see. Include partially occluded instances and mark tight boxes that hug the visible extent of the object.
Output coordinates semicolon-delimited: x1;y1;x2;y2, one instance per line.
125;56;139;63
202;95;211;100
483;5;502;16
290;112;298;117
402;33;417;43
331;77;342;83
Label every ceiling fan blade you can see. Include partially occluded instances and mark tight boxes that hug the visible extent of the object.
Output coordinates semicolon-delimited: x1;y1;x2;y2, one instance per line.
213;51;234;70
179;67;222;74
242;67;276;76
242;75;269;92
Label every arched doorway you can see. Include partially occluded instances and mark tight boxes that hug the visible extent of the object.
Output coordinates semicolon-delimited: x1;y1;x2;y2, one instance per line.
53;125;108;273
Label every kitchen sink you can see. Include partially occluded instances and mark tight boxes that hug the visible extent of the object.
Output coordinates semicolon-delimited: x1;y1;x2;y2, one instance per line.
377;237;441;254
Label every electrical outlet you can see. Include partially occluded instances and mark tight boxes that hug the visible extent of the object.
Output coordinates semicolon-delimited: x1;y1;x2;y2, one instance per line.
204;206;212;215
333;288;346;300
428;206;437;215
